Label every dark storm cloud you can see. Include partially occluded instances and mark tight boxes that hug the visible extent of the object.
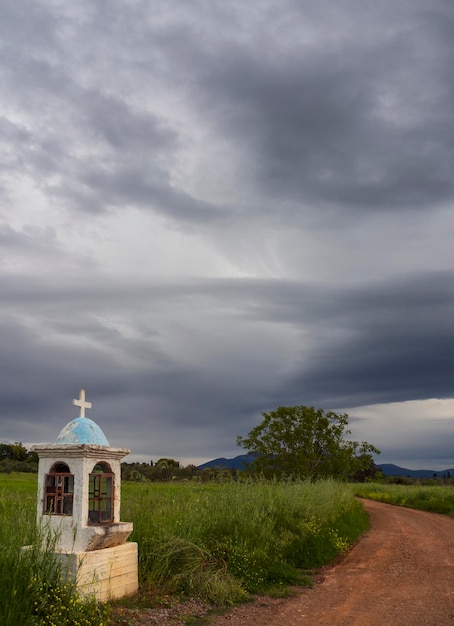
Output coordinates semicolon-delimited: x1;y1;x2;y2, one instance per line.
0;54;222;222
170;1;454;215
1;267;452;458
1;0;454;467
0;1;198;220
76;166;222;222
247;271;454;409
3;0;454;224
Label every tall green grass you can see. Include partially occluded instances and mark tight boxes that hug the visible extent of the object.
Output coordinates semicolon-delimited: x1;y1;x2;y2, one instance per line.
1;475;369;614
0;471;37;495
0;475;109;625
353;482;454;515
123;479;368;604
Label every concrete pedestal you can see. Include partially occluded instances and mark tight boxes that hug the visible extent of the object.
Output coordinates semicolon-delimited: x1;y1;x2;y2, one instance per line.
57;542;139;602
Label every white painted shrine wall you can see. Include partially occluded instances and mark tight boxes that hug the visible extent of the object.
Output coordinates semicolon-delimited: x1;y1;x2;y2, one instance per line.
33;444;130;553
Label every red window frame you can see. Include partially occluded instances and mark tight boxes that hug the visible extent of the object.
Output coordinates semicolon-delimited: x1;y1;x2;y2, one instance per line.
44;463;74;515
88;463;114;524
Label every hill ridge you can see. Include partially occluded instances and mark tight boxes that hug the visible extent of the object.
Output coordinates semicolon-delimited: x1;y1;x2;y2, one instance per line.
198;455;454;478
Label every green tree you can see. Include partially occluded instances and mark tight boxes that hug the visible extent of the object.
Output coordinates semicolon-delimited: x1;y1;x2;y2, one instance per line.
153;458;180;480
236;405;380;480
0;442;28;461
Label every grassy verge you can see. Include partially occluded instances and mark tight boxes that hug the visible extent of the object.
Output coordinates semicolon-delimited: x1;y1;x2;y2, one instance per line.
0;476;109;626
123;479;369;604
0;475;369;619
353;482;454;516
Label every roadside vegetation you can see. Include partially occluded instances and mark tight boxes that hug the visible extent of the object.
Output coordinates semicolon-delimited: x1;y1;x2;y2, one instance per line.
123;479;368;604
1;473;367;622
353;482;454;516
3;472;454;623
0;474;109;626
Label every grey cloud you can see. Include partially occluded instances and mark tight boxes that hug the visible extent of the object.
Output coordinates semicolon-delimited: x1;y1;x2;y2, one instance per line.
84;93;178;153
170;2;454;215
2;0;454;227
77;166;223;222
1;0;454;469
2;269;453;437
274;273;454;409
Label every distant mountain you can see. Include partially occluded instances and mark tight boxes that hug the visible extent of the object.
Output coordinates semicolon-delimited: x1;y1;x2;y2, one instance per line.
198;455;454;478
376;464;454;479
198;454;256;471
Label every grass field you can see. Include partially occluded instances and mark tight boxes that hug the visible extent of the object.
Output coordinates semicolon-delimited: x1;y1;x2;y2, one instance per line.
0;471;37;494
0;473;109;626
0;474;368;624
124;479;369;602
353;482;454;515
5;473;454;624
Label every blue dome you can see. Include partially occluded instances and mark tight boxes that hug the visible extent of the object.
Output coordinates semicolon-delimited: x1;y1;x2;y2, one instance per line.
55;417;110;446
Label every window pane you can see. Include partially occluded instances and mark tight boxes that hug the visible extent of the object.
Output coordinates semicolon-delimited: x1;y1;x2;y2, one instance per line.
101;504;112;521
63;496;73;515
45;496;55;513
88;471;114;523
44;473;74;516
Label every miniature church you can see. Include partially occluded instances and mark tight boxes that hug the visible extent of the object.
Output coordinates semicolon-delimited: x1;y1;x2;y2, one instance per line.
31;389;138;601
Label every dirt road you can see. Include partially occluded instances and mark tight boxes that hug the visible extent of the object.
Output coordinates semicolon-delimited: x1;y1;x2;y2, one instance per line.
209;499;454;626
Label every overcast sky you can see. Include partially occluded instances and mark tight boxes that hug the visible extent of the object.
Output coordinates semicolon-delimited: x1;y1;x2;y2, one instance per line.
1;0;454;470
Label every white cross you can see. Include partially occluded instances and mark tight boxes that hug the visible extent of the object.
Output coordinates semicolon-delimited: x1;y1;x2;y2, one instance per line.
72;389;92;418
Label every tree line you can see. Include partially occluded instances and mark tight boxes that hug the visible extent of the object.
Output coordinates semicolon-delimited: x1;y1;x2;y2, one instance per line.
0;443;38;473
120;458;241;482
0;405;383;481
123;405;381;482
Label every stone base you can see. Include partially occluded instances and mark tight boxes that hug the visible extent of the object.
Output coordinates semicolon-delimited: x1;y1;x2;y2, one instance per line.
57;542;138;602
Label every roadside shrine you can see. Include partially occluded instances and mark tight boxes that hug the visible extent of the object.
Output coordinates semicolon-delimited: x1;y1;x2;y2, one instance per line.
30;389;138;601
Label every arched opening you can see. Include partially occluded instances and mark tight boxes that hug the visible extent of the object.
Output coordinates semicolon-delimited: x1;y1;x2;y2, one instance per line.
44;462;74;515
88;462;114;524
